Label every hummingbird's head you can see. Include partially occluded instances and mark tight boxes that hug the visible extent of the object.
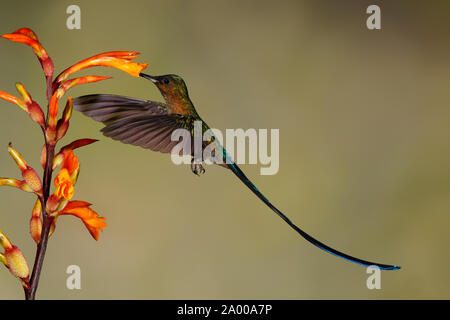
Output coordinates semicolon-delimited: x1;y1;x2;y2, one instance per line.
140;73;190;104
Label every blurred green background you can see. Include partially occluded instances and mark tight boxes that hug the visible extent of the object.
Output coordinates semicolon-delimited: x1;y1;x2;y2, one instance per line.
0;0;449;299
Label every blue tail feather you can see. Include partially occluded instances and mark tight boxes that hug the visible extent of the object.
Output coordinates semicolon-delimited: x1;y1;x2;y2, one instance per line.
226;161;400;270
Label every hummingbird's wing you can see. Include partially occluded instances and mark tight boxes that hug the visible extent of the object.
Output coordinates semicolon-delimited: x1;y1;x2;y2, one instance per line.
73;94;193;153
74;94;167;124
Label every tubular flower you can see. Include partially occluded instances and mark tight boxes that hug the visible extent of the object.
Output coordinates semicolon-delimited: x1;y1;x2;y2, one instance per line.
15;83;45;127
54;169;74;201
57;201;107;241
0;90;27;111
53;139;98;169
47;76;110;130
8;144;42;195
0;87;45;127
0;231;30;287
55;97;73;141
54;51;148;87
60;76;112;93
1;28;54;80
61;150;80;180
0;178;33;193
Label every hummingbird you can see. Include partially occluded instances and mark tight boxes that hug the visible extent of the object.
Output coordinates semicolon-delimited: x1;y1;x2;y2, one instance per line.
73;73;400;270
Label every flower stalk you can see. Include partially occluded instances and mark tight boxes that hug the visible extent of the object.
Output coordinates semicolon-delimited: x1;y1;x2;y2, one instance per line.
0;27;147;299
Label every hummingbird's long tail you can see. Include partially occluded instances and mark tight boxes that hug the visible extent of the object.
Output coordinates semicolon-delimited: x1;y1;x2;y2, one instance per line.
226;161;400;270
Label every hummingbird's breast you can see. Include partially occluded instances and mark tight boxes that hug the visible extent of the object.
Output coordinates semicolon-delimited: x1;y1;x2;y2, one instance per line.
166;94;197;116
169;101;193;115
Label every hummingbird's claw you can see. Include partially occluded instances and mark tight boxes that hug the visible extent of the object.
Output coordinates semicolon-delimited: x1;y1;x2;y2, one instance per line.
191;161;206;176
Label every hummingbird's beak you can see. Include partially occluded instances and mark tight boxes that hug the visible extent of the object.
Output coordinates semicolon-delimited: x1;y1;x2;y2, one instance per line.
139;73;158;83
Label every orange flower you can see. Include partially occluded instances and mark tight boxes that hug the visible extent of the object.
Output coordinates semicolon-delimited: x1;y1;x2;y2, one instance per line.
52;139;98;169
54;150;79;201
48;76;111;129
58;201;107;240
7;144;42;195
15;83;45;127
0;178;33;193
54;169;74;201
0;85;45;127
1;31;47;59
60;75;112;93
94;51;142;60
61;150;79;175
55;97;74;141
1;28;53;78
0;90;27;111
54;51;148;87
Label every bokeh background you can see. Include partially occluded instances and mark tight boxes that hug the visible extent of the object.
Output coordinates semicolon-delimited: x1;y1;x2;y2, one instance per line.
0;0;449;299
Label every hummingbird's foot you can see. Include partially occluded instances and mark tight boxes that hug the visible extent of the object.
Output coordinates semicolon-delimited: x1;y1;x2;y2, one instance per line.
191;161;206;176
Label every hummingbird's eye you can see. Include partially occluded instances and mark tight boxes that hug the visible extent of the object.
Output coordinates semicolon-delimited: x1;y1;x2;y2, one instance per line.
162;78;170;85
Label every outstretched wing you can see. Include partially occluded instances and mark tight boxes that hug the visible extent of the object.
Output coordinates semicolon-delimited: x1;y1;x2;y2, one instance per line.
73;94;168;124
73;94;193;154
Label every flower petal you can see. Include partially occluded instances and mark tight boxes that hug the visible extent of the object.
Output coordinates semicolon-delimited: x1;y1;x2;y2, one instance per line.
59;201;107;240
8;143;43;194
2;28;54;78
54;169;74;200
0;86;44;126
53;139;98;169
1;34;45;57
61;139;99;151
15;83;45;126
8;143;28;171
95;51;141;60
61;150;79;176
0;230;13;250
56;97;73;141
54;52;148;86
0;178;33;193
12;28;38;40
60;76;111;94
48;76;111;129
0;90;27;111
